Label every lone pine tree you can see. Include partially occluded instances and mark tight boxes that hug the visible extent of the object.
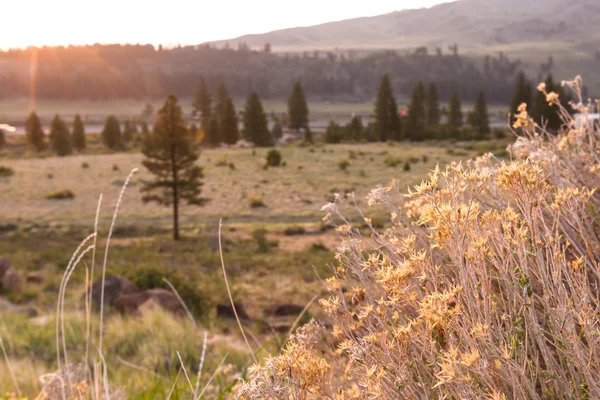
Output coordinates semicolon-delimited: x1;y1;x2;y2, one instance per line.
141;95;205;240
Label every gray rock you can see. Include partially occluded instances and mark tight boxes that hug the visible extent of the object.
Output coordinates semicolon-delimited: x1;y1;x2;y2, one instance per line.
90;275;138;308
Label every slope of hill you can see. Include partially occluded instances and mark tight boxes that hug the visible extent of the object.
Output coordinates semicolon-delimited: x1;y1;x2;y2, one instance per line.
211;0;600;91
211;0;599;50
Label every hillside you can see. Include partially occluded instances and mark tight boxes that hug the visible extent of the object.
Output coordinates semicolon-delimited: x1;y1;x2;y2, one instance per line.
211;0;600;90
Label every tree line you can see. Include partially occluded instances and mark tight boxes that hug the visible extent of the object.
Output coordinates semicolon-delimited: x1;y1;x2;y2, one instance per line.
0;44;526;103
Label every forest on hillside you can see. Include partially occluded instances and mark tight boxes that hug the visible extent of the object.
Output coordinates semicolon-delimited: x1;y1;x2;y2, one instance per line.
0;44;525;103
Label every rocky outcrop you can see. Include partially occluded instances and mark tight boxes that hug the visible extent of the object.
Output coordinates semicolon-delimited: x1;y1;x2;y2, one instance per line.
115;289;184;316
90;275;138;308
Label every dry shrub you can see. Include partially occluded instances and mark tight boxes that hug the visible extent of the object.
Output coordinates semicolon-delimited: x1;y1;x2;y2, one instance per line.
239;76;600;399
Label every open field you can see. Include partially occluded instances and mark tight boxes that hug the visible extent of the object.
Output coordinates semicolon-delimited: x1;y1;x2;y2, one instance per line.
0;142;499;226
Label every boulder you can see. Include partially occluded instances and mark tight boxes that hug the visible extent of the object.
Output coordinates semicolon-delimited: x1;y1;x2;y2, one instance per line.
266;303;305;317
115;289;184;316
1;268;23;295
0;257;11;277
90;275;138;308
216;302;250;320
26;273;44;283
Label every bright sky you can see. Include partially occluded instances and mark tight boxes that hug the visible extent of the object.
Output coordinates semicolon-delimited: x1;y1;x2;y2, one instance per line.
1;1;451;49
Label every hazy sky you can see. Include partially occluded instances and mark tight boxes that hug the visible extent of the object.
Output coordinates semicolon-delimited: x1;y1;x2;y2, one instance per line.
2;1;451;49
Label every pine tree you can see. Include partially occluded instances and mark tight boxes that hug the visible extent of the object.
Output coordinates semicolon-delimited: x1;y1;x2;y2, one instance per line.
141;122;150;137
374;75;401;141
141;95;205;241
215;82;230;122
345;115;364;142
72;113;86;151
288;82;309;138
205;115;220;146
50;114;72;156
243;92;273;147
426;82;441;125
271;121;283;140
26;112;45;151
192;76;212;123
532;74;567;130
447;90;463;130
221;98;239;145
510;72;532;121
406;82;427;141
123;119;134;143
469;90;490;138
102;115;122;150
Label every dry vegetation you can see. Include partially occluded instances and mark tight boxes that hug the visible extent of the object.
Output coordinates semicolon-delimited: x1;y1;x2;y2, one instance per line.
239;77;600;399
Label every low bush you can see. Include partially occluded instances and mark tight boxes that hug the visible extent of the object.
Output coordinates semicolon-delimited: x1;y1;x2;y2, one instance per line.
383;154;401;167
338;160;350;170
44;189;75;200
266;149;282;167
248;195;266;208
0;165;14;177
283;225;306;236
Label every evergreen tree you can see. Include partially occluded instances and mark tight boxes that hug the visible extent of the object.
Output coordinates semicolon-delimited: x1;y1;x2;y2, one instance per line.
271;121;283;140
532;74;568;130
324;120;343;144
123;119;134;143
469;90;490;137
102;115;122;150
50;114;72;156
141;122;150;136
426;82;441;125
221;98;239;145
243;92;272;146
215;82;230;122
192;76;212;123
288;82;309;136
26;112;45;151
406;82;427;141
510;72;532;121
447;90;463;130
374;75;401;141
141;95;205;241
205;115;220;146
345;115;364;142
72;113;86;151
